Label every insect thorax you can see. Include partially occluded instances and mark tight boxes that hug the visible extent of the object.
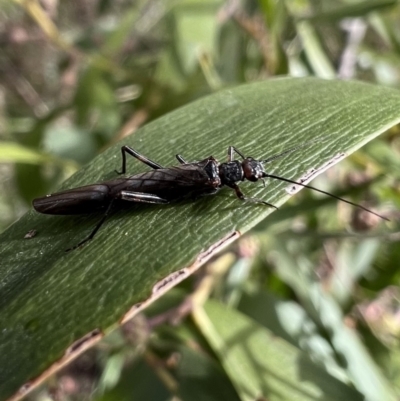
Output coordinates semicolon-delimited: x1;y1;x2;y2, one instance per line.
203;157;222;187
219;161;244;185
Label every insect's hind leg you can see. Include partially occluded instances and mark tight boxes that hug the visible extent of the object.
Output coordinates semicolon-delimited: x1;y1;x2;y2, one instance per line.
65;191;169;252
119;191;169;204
176;154;188;164
116;146;164;174
65;200;115;252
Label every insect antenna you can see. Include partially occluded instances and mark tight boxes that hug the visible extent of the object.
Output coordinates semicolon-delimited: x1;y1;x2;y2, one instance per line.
262;137;326;164
263;173;389;221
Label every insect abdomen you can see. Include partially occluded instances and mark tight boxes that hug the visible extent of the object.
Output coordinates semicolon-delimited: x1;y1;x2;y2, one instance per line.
32;184;111;215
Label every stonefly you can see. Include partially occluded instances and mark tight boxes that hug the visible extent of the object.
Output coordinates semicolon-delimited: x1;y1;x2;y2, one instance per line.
33;144;388;251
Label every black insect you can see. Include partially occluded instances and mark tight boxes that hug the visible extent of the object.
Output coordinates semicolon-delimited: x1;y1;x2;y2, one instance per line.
33;144;388;251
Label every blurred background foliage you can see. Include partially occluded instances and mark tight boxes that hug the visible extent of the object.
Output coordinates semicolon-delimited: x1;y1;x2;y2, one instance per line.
2;0;400;400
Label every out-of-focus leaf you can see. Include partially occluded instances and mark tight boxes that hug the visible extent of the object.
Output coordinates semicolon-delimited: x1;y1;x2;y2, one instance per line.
269;239;397;401
301;0;397;22
0;141;75;167
96;358;169;401
176;345;241;401
101;7;140;57
43;125;97;164
258;0;289;74
295;20;336;78
74;68;118;128
217;21;245;83
0;141;78;202
172;0;222;75
238;287;349;382
195;299;364;401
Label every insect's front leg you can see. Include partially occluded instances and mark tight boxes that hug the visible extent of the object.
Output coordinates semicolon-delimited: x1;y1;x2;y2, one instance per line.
229;183;278;209
116;146;164;175
227;146;245;162
119;191;169;204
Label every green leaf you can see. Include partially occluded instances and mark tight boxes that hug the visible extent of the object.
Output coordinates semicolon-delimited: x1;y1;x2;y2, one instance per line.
96;357;169;401
1;77;400;400
295;20;336;78
267;238;397;401
238;287;348;381
0;141;78;169
300;0;397;22
176;345;241;401
195;299;365;401
172;0;222;75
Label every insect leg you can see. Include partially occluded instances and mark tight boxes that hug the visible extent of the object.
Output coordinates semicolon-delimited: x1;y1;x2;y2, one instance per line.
230;183;278;209
120;191;169;204
176;154;188;164
116;146;164;174
65;200;115;252
228;146;246;162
